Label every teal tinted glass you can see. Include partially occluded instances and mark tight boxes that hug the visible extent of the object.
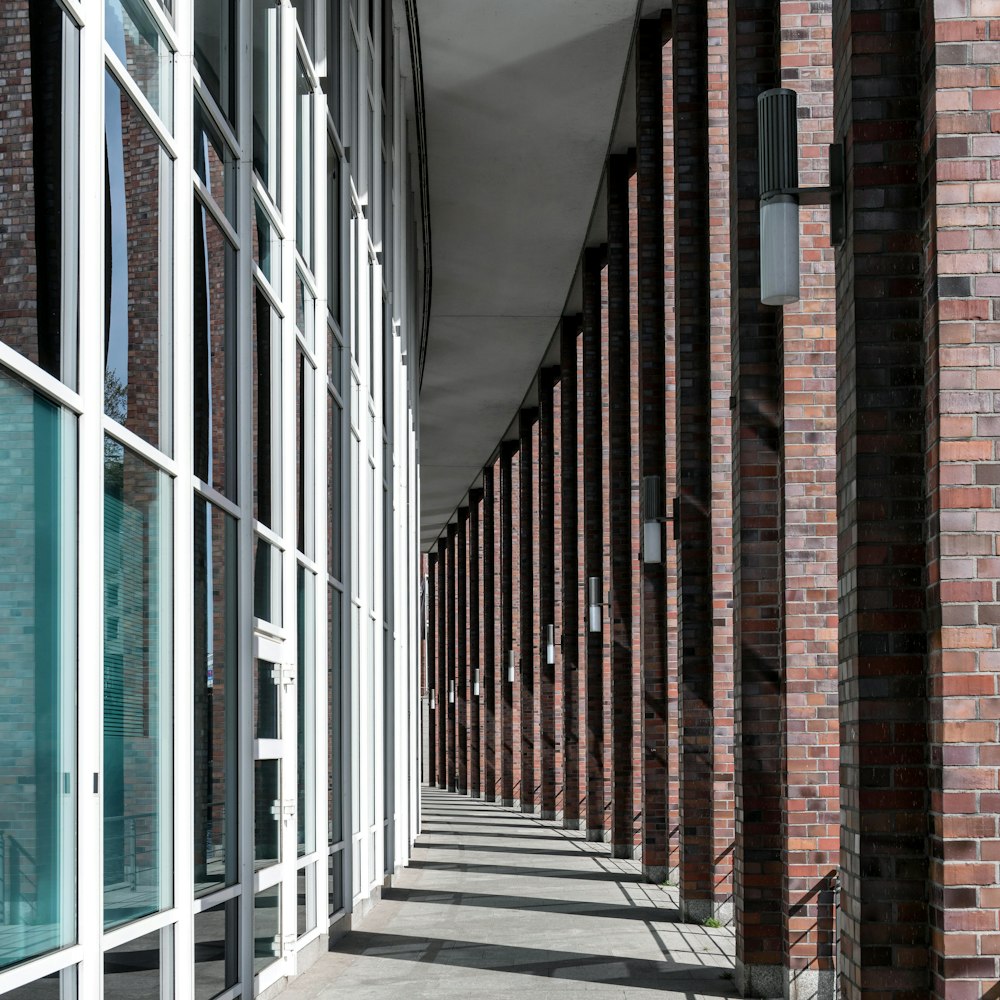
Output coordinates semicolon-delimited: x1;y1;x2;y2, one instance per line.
103;439;173;929
0;368;76;970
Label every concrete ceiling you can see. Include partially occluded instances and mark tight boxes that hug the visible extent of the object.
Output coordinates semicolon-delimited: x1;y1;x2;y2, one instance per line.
417;0;641;550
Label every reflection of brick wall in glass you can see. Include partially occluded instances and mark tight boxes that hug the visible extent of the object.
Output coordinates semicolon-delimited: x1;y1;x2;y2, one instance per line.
0;1;64;376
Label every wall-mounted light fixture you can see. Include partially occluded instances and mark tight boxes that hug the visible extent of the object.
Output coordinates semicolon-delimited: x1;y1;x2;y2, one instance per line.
429;688;436;711
545;624;556;665
587;577;602;633
758;88;844;306
642;476;664;565
507;650;516;683
448;680;455;704
473;668;481;698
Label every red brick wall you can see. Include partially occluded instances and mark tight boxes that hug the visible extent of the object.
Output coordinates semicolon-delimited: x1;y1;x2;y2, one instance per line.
436;538;447;788
539;369;559;819
483;463;499;801
469;488;483;798
446;522;458;791
551;369;565;822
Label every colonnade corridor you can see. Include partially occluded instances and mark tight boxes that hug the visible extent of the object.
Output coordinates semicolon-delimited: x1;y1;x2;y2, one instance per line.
283;788;737;999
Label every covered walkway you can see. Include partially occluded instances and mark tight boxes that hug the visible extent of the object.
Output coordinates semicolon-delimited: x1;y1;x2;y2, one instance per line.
283;789;736;1000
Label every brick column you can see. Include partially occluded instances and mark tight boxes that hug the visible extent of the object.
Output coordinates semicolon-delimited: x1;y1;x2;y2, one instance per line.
457;509;469;795
539;368;560;820
776;3;840;997
551;367;566;823
583;247;608;839
673;0;735;924
437;537;448;788
469;489;483;798
833;1;929;995
921;4;1000;997
608;153;642;860
662;17;681;883
560;316;586;829
637;14;668;882
446;523;459;791
519;409;540;813
426;552;437;786
501;439;521;807
726;0;784;991
483;462;499;802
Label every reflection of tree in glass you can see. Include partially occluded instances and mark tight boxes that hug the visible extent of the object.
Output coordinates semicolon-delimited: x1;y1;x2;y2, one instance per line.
104;370;127;493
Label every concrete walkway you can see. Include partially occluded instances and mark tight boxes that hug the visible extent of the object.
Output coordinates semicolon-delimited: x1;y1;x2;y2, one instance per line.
283;787;737;999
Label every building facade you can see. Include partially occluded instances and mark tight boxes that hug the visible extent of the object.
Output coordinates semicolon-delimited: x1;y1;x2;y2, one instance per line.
0;0;424;996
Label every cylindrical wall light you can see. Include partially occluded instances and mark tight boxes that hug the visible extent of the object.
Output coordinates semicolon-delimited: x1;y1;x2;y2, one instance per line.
545;624;556;665
507;650;516;683
641;476;663;565
758;88;800;306
587;577;602;633
473;668;481;697
448;680;455;704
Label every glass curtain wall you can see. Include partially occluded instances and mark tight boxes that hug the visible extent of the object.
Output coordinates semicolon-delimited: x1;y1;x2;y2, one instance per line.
0;0;420;995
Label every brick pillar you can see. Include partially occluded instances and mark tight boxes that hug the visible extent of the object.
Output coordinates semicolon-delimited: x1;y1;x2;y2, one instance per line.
457;509;469;795
560;316;586;829
501;439;521;807
921;4;1000;997
776;3;840;997
539;368;560;820
446;523;459;791
437;537;447;788
726;0;784;990
673;0;735;924
518;409;540;813
600;260;615;842
426;552;437;786
552;367;566;823
608;153;642;860
833;1;929;995
637;14;668;882
583;247;608;840
483;462;499;802
469;489;483;799
662;17;681;883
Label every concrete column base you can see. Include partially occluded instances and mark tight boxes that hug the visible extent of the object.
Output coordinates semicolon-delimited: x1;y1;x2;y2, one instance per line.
521;804;540;816
563;817;583;830
540;810;558;821
680;897;733;926
611;844;642;860
501;797;515;807
642;864;667;884
586;828;610;843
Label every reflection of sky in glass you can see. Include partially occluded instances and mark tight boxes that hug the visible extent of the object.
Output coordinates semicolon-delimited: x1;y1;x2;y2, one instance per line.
105;71;130;399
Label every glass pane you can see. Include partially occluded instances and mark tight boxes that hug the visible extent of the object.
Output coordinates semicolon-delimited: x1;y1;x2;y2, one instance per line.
328;400;343;579
323;0;341;125
328;587;342;844
103;440;172;929
105;0;173;127
254;660;279;740
193;500;239;895
252;537;281;625
297;864;316;937
297;569;316;857
252;0;279;200
3;969;60;998
195;898;239;1000
0;2;77;385
296;347;314;556
253;199;279;282
104;928;162;999
294;0;316;57
296;57;314;266
104;72;172;453
0;369;75;970
194;0;237;126
194;100;236;224
194;200;237;499
254;759;280;868
253;885;281;974
348;32;358;178
328;852;344;916
327;138;341;326
252;286;279;530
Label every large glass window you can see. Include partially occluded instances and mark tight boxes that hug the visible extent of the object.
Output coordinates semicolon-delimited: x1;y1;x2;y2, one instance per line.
252;286;280;530
193;500;238;895
296;345;315;557
253;885;281;974
297;569;316;857
328;399;343;579
193;201;237;499
105;72;172;453
328;586;342;845
323;0;342;129
103;440;172;929
0;1;78;386
105;0;173;127
194;100;236;225
0;369;76;971
327;137;341;325
252;0;280;201
104;928;163;999
195;899;239;1000
194;0;237;126
296;57;314;268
